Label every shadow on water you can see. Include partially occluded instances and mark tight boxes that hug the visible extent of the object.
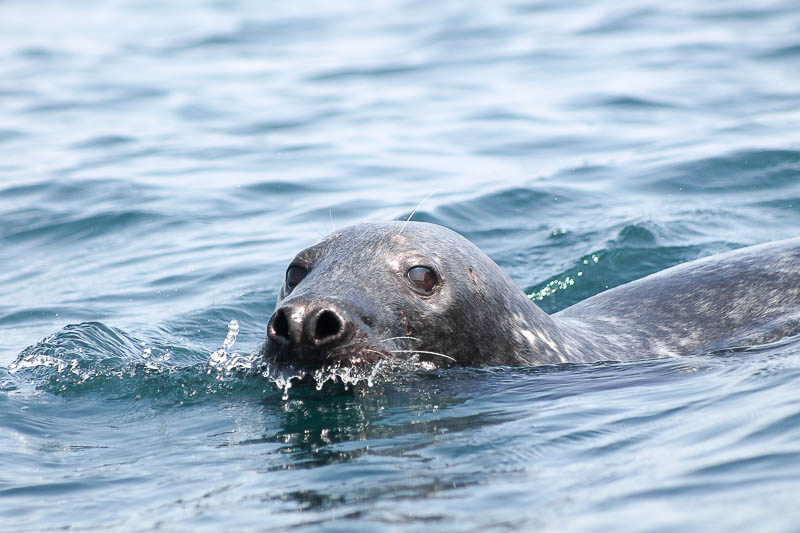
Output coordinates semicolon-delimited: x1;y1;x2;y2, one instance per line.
227;370;516;471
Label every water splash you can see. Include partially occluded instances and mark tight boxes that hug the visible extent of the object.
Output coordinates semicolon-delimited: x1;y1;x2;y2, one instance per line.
207;319;258;376
9;322;178;387
9;353;76;375
8;320;444;401
528;253;600;302
201;318;430;399
261;353;439;401
6;321;272;402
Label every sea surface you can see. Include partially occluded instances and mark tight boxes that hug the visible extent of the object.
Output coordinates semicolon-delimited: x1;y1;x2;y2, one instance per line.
2;0;800;531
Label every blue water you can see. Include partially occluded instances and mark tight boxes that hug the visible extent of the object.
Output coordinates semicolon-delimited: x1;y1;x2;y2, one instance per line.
2;0;800;530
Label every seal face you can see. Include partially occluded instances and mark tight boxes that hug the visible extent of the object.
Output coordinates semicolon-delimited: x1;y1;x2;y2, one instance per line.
263;221;563;369
262;221;800;369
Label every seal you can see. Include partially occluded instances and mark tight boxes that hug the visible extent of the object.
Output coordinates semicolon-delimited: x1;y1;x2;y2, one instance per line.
262;221;800;368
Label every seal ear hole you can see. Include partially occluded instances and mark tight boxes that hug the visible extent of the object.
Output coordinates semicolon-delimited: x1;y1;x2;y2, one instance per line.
407;266;438;295
469;267;480;287
315;310;342;341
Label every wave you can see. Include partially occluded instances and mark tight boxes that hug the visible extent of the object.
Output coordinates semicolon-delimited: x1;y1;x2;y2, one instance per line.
5;319;446;403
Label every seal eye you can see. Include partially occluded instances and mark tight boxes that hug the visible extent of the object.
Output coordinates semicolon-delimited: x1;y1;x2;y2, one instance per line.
407;266;438;295
286;265;307;289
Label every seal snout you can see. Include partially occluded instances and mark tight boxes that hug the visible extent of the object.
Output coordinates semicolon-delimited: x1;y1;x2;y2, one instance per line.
268;301;353;357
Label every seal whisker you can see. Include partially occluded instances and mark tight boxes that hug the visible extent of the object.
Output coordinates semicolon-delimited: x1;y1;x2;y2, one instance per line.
389;349;456;362
329;208;337;237
399;190;441;234
379;336;421;343
362;348;399;362
362;348;389;356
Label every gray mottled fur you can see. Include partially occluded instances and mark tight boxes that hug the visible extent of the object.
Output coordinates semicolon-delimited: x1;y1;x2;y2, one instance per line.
262;222;800;367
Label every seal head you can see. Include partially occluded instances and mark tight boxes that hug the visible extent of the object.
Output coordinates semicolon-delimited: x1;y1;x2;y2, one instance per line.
262;221;569;369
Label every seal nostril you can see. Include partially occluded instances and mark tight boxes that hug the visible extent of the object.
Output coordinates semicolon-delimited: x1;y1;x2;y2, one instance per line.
271;309;290;341
314;310;342;342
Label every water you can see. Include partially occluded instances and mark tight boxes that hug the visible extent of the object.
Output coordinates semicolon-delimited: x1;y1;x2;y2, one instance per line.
2;0;800;530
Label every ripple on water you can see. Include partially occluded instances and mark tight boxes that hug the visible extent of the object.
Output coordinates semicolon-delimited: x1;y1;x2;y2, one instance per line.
639;149;800;194
25;87;168;114
758;44;800;60
70;134;136;150
570;94;679;110
0;129;26;143
2;209;167;245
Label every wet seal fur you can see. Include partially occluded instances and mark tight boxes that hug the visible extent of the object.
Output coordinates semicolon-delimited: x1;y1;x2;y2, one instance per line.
262;222;800;369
